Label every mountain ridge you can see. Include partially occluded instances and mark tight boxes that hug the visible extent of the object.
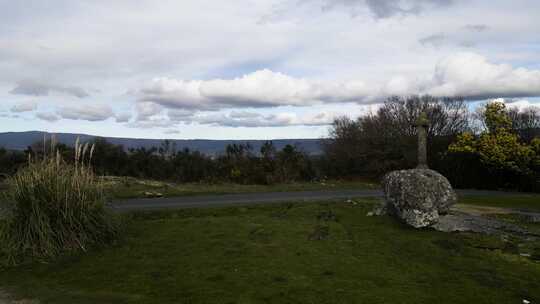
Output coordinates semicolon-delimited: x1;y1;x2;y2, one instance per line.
0;131;324;155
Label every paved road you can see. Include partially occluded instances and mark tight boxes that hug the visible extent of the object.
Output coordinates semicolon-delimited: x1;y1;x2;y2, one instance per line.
111;189;526;211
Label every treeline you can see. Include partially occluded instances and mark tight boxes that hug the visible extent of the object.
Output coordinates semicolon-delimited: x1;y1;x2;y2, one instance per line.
323;95;540;192
0;139;317;184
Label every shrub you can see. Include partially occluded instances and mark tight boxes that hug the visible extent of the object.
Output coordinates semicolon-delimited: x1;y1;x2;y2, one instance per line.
446;102;540;192
0;140;120;265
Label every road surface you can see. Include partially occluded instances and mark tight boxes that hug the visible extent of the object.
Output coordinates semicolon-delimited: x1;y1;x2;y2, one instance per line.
110;189;524;211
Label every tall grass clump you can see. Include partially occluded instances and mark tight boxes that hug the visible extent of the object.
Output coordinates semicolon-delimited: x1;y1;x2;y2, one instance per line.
0;138;120;265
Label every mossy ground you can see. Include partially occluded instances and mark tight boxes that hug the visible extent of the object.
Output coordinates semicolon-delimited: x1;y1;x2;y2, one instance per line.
1;198;539;304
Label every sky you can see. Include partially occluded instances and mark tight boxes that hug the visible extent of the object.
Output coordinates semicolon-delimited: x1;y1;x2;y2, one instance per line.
1;0;540;139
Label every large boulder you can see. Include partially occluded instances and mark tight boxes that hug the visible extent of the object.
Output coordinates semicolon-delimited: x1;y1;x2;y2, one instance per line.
382;169;457;228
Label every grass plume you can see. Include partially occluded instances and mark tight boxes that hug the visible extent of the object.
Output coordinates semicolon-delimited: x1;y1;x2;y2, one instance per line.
0;138;120;265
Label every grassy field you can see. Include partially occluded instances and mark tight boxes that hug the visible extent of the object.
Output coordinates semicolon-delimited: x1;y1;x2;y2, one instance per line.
458;193;540;211
102;176;378;200
1;198;539;303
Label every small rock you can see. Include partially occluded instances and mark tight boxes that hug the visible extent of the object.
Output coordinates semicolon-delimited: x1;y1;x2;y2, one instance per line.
144;191;163;198
371;201;389;216
346;199;358;205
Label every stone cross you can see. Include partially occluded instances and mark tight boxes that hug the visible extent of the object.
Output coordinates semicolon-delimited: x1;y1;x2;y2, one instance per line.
415;112;429;169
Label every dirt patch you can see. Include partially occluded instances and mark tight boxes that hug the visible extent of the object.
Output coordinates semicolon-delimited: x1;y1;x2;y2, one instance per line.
453;204;513;216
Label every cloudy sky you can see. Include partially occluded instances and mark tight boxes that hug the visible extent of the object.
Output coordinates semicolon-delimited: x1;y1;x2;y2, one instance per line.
1;0;540;139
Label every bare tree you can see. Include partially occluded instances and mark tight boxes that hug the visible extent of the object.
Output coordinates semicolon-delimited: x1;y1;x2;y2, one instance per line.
323;95;470;176
377;95;470;138
472;102;540;142
507;106;540;142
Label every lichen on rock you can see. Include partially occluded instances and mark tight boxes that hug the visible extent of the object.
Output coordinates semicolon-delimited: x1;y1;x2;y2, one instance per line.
381;168;457;228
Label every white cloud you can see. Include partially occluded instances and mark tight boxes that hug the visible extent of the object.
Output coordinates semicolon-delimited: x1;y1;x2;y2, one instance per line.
168;109;195;121
263;0;454;21
36;112;60;122
115;112;132;123
9;80;89;98
194;112;293;127
126;119;177;129
138;53;540;114
164;129;181;134
418;33;447;47
139;69;372;110
174;110;340;128
135;102;163;121
10;101;37;112
500;98;540;111
57;104;114;121
462;24;489;32
426;52;540;99
418;27;483;49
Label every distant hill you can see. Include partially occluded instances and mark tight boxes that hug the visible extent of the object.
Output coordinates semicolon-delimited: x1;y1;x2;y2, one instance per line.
0;131;324;155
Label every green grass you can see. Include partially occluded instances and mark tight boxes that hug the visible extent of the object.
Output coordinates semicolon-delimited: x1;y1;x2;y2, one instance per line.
458;194;540;211
103;176;378;200
1;199;539;303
